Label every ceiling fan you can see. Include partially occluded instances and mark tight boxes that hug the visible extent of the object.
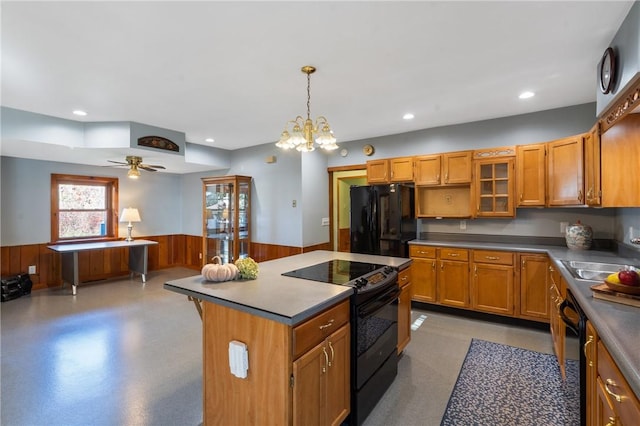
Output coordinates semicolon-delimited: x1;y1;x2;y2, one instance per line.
108;155;165;178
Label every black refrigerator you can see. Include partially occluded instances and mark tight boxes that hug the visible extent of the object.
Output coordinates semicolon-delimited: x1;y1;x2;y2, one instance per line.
350;184;416;258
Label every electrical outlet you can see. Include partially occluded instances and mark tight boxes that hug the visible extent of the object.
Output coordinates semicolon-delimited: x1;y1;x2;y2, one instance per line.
321;217;330;226
199;252;202;260
28;265;36;274
292;200;297;208
560;222;569;234
460;220;467;230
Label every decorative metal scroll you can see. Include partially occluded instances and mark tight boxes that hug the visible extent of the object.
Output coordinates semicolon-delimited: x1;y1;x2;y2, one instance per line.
137;136;179;152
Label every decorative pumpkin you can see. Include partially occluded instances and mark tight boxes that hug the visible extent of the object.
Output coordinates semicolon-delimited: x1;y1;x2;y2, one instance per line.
202;256;239;282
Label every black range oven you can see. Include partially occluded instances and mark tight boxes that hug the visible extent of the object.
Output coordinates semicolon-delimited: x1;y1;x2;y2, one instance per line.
283;259;399;426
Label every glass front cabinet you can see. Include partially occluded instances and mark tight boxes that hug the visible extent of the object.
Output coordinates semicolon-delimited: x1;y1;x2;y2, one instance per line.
202;175;251;265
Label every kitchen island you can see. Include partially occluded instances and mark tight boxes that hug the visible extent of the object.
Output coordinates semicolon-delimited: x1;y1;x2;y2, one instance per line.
164;250;411;426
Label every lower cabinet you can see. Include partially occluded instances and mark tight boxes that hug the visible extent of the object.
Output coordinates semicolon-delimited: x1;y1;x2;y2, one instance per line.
202;299;350;426
408;246;437;303
397;266;412;354
548;264;566;379
438;248;470;308
519;253;550;321
293;323;350;426
586;321;598;426
471;250;515;315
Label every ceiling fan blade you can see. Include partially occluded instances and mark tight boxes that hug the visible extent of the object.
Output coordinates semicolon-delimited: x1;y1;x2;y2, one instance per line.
139;166;158;172
141;164;166;169
108;160;128;165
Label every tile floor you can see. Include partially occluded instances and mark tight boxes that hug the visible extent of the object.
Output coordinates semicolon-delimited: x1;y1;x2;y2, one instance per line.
1;267;577;426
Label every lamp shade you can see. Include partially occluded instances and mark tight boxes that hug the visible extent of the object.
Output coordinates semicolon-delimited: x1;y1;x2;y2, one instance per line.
120;208;141;223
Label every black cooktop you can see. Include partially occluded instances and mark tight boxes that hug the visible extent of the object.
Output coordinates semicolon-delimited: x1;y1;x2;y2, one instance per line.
282;260;387;285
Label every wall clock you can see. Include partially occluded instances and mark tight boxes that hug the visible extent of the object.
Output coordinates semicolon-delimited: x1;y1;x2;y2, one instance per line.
362;144;375;156
599;47;616;94
340;148;349;157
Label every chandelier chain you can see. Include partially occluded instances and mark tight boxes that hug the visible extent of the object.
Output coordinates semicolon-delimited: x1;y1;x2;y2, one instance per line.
306;72;311;120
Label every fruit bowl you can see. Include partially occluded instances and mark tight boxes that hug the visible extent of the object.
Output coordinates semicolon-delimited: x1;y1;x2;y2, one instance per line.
604;279;640;295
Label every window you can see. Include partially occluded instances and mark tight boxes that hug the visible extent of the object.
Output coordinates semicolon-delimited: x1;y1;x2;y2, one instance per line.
51;174;119;243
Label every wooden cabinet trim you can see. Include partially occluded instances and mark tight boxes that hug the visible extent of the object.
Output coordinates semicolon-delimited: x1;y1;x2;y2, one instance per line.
293;300;349;360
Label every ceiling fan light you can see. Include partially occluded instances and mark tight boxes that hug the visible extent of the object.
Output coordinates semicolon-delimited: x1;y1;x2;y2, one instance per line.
128;167;141;179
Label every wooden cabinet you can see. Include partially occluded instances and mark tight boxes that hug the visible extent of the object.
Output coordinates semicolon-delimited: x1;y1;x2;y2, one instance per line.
437;248;469;308
470;250;514;315
473;150;515;217
547;135;585;206
397;266;412;354
516;143;546;207
586;321;598;426
518;253;549;322
601;113;640;207
584;122;602;206
202;299;350;425
409;245;437;303
366;157;413;184
595;340;640;426
202;175;251;265
414;151;472;185
415;186;472;218
548;263;566;379
293;323;350;426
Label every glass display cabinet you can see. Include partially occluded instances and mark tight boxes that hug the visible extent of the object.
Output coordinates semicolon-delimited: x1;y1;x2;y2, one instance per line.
202;175;251;265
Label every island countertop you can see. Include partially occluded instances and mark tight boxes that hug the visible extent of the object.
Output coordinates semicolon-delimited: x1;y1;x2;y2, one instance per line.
164;250;412;326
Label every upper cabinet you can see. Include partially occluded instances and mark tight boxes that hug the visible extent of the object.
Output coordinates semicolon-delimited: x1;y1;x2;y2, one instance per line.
516;143;546;207
415;151;472;185
547;135;585;206
473;147;516;218
366;157;413;184
583;122;601;206
601;113;640;207
202;175;251;265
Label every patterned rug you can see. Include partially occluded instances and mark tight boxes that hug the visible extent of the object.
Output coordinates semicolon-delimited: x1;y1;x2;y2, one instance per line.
441;339;579;426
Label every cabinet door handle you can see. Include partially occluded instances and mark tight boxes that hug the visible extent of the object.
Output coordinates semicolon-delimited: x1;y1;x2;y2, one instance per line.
549;266;554;272
436;173;440;183
605;379;624;402
522;260;526;268
321;346;329;373
519;193;523;202
441;262;444;271
578;189;584;203
328;341;335;367
319;319;334;330
606;416;617;426
432;261;436;269
444;172;449;183
485;256;499;260
583;336;594;367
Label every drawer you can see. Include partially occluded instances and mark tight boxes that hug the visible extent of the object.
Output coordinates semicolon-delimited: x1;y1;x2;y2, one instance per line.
410;245;436;259
398;266;412;288
293;300;349;359
438;247;469;261
472;250;513;265
597;341;640;424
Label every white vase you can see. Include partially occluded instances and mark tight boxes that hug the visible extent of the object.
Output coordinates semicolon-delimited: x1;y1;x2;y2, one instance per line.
565;222;593;250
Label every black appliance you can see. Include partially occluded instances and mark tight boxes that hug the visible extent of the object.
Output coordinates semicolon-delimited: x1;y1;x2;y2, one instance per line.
559;289;586;426
283;260;399;426
350;184;415;258
1;273;32;302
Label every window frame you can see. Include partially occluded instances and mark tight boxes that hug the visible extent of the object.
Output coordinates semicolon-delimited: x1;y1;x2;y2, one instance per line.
50;174;119;243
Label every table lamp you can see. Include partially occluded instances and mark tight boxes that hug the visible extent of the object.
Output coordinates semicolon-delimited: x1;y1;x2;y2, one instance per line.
120;207;141;241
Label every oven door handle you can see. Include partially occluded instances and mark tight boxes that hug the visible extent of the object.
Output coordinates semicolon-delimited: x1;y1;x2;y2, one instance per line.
358;287;401;318
559;298;579;336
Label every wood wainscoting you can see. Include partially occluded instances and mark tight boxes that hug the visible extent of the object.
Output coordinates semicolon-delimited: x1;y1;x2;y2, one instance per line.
1;237;331;291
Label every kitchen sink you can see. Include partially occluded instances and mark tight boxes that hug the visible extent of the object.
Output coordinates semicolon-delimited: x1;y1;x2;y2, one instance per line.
561;260;639;281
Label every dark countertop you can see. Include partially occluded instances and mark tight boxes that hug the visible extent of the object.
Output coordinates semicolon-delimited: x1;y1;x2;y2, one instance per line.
164;250;412;326
410;239;640;398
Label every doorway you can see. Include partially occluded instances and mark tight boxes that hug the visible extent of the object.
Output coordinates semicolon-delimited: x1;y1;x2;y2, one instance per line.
330;169;366;252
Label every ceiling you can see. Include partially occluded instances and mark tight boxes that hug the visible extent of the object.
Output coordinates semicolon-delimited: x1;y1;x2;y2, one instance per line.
1;1;635;174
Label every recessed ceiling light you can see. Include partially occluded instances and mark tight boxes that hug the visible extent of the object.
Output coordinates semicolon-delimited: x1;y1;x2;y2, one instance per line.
403;113;415;120
205;138;215;143
518;91;535;99
73;110;87;116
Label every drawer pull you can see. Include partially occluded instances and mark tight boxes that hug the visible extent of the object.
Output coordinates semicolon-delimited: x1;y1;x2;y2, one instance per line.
328;341;335;367
485;256;499;260
605;379;624;403
583;336;594;367
549;266;554;272
318;319;335;330
400;275;408;282
322;346;329;373
432;261;436;269
448;253;460;257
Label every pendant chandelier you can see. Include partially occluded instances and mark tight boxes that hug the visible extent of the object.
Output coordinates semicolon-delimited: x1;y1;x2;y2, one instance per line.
275;65;338;152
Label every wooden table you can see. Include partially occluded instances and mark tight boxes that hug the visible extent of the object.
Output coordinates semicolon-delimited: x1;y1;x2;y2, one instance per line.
48;239;158;295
